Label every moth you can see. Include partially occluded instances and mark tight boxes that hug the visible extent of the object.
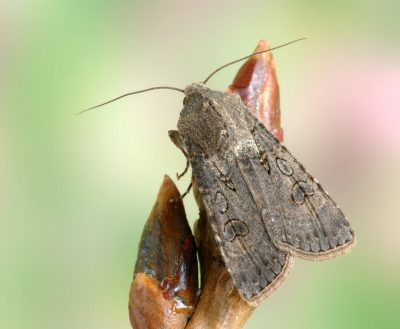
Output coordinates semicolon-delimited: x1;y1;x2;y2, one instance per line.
81;39;355;306
169;82;355;306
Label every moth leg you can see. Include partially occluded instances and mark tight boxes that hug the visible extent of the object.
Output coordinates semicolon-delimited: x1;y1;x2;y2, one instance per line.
168;130;190;180
177;159;190;180
180;180;193;199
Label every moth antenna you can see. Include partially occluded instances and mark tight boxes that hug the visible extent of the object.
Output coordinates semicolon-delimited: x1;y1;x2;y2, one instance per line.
78;86;184;115
202;38;307;84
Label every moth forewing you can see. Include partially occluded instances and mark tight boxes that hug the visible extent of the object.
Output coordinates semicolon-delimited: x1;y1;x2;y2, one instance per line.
174;83;355;305
246;116;356;261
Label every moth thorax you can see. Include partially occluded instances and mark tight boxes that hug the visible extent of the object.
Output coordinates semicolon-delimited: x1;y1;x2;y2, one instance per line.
178;98;228;156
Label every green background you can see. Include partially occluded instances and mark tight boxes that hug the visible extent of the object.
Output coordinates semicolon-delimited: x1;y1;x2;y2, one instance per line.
2;1;400;328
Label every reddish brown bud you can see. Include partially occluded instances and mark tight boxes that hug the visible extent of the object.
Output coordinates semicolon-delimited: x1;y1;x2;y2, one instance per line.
228;40;284;142
129;176;198;329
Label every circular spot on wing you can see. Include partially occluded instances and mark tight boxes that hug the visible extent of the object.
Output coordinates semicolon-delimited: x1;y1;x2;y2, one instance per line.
224;219;249;242
237;152;252;170
292;180;314;205
299;180;314;196
276;158;293;176
292;185;305;204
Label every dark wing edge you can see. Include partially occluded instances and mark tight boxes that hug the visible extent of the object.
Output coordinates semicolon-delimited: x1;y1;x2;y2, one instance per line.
200;195;293;307
274;224;356;261
189;147;293;306
247;115;356;261
246;252;292;307
266;177;356;261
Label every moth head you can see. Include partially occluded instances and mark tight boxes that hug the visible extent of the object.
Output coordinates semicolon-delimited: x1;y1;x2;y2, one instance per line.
178;85;230;157
184;82;209;97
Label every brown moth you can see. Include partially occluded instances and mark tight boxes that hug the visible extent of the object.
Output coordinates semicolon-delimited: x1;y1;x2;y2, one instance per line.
169;83;355;306
80;39;355;306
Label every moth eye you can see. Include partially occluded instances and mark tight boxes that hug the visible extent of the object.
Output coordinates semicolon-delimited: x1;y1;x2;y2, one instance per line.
183;97;188;105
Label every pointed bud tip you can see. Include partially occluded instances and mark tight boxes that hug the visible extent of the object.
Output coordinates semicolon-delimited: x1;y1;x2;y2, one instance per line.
131;176;197;328
158;175;181;203
228;39;283;142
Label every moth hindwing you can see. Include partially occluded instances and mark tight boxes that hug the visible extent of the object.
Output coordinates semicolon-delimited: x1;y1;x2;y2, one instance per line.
173;83;355;306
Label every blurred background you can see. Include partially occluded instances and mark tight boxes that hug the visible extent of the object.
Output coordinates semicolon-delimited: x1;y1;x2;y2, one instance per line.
1;1;399;328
